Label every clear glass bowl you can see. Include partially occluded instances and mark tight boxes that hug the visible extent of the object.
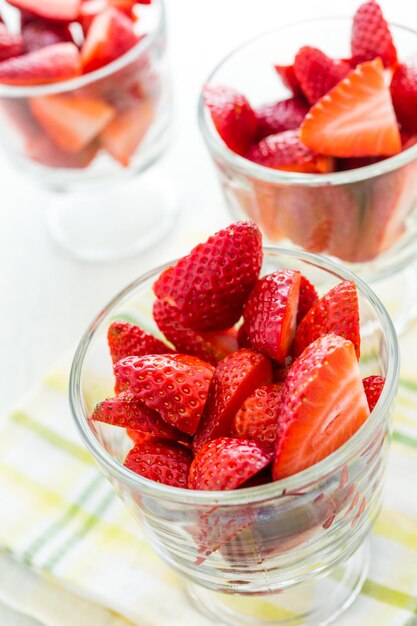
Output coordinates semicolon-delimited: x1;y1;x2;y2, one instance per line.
69;247;399;626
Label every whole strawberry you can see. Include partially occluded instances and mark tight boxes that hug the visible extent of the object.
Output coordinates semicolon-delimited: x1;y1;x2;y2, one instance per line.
294;46;351;104
351;0;397;68
107;320;172;364
125;439;192;488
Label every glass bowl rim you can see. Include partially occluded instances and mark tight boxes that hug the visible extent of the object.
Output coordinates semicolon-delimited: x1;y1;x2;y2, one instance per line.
198;15;417;186
0;0;165;99
69;244;399;505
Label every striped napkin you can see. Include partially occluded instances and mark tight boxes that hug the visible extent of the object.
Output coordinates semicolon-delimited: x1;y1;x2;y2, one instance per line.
0;325;417;625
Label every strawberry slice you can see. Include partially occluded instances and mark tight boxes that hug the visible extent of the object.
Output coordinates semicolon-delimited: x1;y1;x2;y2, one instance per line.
80;0;137;31
23;21;73;53
153;222;262;331
193;349;272;452
391;56;417;134
362;375;385;412
0;42;81;85
255;96;309;140
322;185;362;262
126;428;152;445
233;384;284;450
124;439;192;488
204;85;258;156
100;101;154;167
189;437;272;490
351;0;397;68
294;46;351;104
0;24;23;62
240;270;301;363
273;334;370;480
297;275;318;324
274;63;302;96
8;0;81;21
29;94;115;153
293;281;361;359
107;320;172;364
27;133;99;168
300;58;401;158
114;354;214;435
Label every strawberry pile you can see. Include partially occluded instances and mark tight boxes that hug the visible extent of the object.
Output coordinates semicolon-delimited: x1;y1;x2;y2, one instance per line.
91;222;386;490
0;0;155;168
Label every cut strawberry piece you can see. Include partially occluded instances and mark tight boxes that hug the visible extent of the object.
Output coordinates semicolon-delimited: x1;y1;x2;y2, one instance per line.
297;275;318;324
193;349;272;452
80;0;137;31
233;384;284;450
124;439;192;488
100;101;154;167
189;437;272;491
8;0;81;21
0;42;81;85
322;185;362;262
255;97;309;140
27;133;99;168
126;428;152;445
114;354;214;435
107;320;172;364
0;24;23;62
153;222;262;331
274;63;302;96
293;281;361;359
240;270;301;363
23;21;73;53
204;84;258;156
81;7;139;73
30;94;115;153
294;46;351;104
391;56;417;134
273;334;370;480
351;0;397;68
300;58;401;158
362;375;385;412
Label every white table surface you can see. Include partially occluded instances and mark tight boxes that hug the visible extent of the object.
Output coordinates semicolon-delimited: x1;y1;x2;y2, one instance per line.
0;0;413;623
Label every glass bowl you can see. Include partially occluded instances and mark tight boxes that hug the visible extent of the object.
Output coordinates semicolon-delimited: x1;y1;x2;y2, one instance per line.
69;247;399;626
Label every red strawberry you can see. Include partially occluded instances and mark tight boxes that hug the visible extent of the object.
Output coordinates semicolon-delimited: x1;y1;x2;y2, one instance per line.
27;133;99;168
124;439;192;488
189;437;272;490
362;375;385;412
273;334;370;480
80;0;137;31
255;96;309;140
204;85;258;155
0;42;81;86
294;46;351;104
0;24;23;62
351;0;397;68
240;270;301;363
391;57;417;134
8;0;81;21
297;275;318;324
323;185;362;263
300;59;401;158
114;354;214;435
193;349;272;452
293;281;361;359
100;101;154;167
274;63;302;96
233;384;284;450
126;428;152;445
153;222;262;331
107;320;172;364
23;21;73;53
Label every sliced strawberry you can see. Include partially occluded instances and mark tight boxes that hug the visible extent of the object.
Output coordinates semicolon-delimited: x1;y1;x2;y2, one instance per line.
8;0;81;21
124;439;192;488
233;384;284;450
27;133;99;168
126;428;152;445
351;0;397;68
300;58;401;158
107;320;172;364
391;56;417;134
100;101;154;167
80;0;137;31
189;437;272;490
294;46;351;104
297;275;318;324
322;185;362;262
362;375;385;412
23;21;73;53
0;42;81;85
240;270;301;363
204;84;258;156
293;281;361;359
273;334;370;480
274;63;302;96
114;354;214;435
255;96;309;140
0;24;23;62
153;222;262;331
30;94;115;153
193;349;272;452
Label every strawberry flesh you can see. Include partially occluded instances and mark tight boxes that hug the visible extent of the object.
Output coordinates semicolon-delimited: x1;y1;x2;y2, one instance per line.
351;0;397;68
100;101;154;167
0;42;81;85
362;375;385;412
233;383;284;450
124;439;192;488
107;320;172;364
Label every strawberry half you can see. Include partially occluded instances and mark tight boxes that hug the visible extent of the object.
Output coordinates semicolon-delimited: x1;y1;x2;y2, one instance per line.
391;56;417;134
22;21;73;53
240;270;301;363
189;437;272;490
294;46;351;104
204;85;258;156
300;58;401;158
0;24;23;62
293;280;361;359
274;63;302;96
273;334;370;480
124;439;192;488
298;275;318;324
100;101;154;167
8;0;81;21
362;375;385;412
233;383;284;450
107;320;172;364
351;0;397;68
255;96;309;140
0;42;81;86
114;354;214;435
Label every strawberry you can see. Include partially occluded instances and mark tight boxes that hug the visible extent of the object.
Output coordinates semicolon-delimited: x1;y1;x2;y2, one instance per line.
322;185;362;262
233;384;284;450
293;281;361;359
113;354;214;435
203;85;258;155
300;58;401;158
294;46;351;104
255;96;309;140
297;275;318;324
81;7;139;74
273;334;370;480
153;222;262;331
8;0;81;21
124;439;192;488
240;270;301;363
362;375;385;412
100;101;154;167
274;64;302;96
351;0;397;68
0;42;81;86
23;21;73;53
80;0;137;31
126;428;152;445
0;24;23;62
29;94;115;153
107;320;172;364
188;437;272;490
193;349;272;452
27;133;99;168
391;57;417;133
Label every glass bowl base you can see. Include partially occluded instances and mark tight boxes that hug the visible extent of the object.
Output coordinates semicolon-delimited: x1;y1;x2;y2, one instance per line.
186;541;369;626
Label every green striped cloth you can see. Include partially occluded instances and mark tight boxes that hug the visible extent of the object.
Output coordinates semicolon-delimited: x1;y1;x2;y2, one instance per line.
0;326;417;626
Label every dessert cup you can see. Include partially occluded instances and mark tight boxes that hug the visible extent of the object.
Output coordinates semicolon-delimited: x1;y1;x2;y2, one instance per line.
70;247;399;626
198;17;417;332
